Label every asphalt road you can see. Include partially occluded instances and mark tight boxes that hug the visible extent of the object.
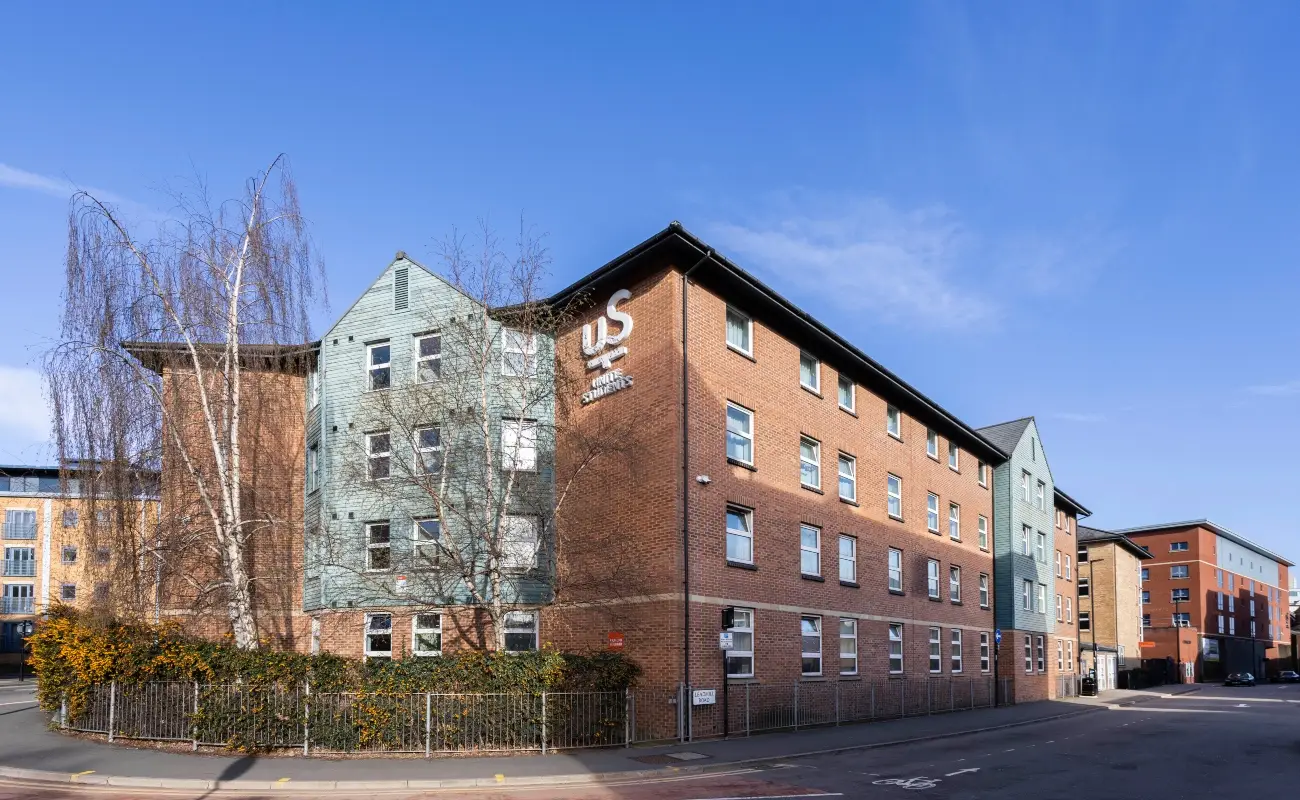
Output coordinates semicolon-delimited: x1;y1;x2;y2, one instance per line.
3;683;1296;798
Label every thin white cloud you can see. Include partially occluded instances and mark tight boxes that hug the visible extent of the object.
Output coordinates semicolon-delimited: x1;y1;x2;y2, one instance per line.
0;365;50;446
707;197;997;330
0;162;150;215
1048;411;1106;423
1245;380;1300;397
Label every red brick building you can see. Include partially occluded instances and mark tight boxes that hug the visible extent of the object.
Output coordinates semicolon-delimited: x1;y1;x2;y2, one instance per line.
1114;520;1292;682
542;223;1006;732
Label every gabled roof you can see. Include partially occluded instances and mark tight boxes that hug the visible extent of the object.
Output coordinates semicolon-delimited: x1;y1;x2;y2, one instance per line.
542;222;1007;464
975;417;1032;457
1078;526;1153;560
1111;520;1293;567
1054;487;1091;518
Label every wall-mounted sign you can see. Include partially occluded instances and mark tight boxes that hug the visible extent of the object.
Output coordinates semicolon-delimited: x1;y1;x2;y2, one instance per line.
607;631;625;651
580;288;635;405
719;631;734;650
395;575;407;594
692;689;716;706
1202;638;1220;662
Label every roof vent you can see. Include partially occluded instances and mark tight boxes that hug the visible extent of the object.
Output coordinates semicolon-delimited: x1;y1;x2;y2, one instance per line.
394;266;410;311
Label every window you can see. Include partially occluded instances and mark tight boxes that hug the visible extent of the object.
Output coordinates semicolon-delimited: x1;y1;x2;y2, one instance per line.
926;493;940;532
62;509;78;528
1215;569;1223;587
926;429;938;459
1251;620;1257;637
1170;541;1189;552
502;329;538;377
1171;565;1189;579
978;515;988;550
929;627;942;673
366;431;391;480
799;436;821;489
886;405;901;438
978;461;988;487
888;623;904;673
1227;616;1234;634
726;403;754;465
1024;635;1033;673
501;516;539;571
1172;588;1190;602
1066;640;1074;670
504;611;539;652
1035;532;1046;563
1057;639;1064;670
1056;594;1063;621
501;419;538;471
1035;480;1046;510
949;503;961;541
1055;550;1061;577
726;608;755;677
837;454;856;502
366;341;391;391
726;506;753;564
1036;636;1046;672
888;548;903;592
948;441;959;471
1022;579;1033;610
1020;470;1031;502
979;632;991;672
307;443;320;492
800;525;821;576
92;583;108;602
840;619;858;675
61;583;76;601
928;559;941;599
1142;590;1150;604
364;613;392;659
1078;545;1088;562
1143;614;1151;628
307;366;320;408
61;545;77;564
413;518;440;566
1229;595;1235;612
413;427;442;475
415;333;442;382
1249;599;1256;618
979;574;989;608
1020;525;1031;556
1079;611;1091;631
95;547;110;565
1217;591;1223;610
949;566;962;602
887;474;903;519
412;614;442;656
1066;597;1072;622
801;616;823;675
4;509;35;539
1079;578;1090;597
838;535;856;583
1173;613;1191;628
838;375;855;412
1065;555;1072;580
799;352;820;393
1036;583;1046;614
725;306;752;355
366;522;391;571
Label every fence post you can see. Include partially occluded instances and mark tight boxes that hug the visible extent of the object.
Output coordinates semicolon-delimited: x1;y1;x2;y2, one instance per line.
793;682;799;731
191;682;199;751
970;679;975;710
302;681;310;757
676;684;684;743
949;681;954;712
899;678;905;718
107;681;116;743
834;681;841;726
60;695;67;730
540;692;548;755
424;692;432;758
744;683;751;736
870;682;875;719
927;680;932;715
624;689;631;748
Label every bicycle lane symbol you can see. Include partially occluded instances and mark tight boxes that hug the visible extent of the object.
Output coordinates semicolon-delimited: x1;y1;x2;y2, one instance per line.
872;776;942;790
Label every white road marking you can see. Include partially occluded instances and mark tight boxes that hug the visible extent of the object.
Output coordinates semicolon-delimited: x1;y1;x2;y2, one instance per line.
1004;748;1016;752
0;700;37;707
690;795;844;800
1046;740;1055;744
945;768;981;777
872;777;940;790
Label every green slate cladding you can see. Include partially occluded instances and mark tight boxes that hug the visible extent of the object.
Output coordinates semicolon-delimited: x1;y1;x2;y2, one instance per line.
989;419;1056;635
302;257;555;611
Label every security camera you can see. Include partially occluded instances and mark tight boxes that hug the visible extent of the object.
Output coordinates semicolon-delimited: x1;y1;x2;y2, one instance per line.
696;475;712;485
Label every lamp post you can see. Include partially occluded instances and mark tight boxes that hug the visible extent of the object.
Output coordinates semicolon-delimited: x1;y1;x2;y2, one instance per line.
1174;594;1183;683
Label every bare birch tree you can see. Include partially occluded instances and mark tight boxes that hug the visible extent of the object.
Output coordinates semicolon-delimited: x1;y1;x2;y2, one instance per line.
45;156;323;649
314;222;647;651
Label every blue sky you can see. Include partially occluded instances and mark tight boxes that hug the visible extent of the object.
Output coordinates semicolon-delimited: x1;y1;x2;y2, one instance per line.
1;2;1298;565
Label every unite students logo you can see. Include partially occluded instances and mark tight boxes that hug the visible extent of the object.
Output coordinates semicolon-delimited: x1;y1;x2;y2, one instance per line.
580;289;635;405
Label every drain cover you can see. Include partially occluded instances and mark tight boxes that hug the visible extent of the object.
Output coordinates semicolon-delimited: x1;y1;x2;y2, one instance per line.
666;751;711;761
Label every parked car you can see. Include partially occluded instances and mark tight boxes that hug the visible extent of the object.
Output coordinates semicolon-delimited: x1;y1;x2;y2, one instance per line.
1269;670;1300;683
1224;673;1256;686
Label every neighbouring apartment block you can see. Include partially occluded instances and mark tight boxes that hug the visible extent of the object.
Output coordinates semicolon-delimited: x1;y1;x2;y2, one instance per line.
1049;490;1085;694
1076;526;1150;690
1115;520;1292;682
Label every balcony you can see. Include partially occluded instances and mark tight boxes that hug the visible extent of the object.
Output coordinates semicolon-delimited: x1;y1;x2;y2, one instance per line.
2;561;35;577
1;523;36;540
2;598;33;615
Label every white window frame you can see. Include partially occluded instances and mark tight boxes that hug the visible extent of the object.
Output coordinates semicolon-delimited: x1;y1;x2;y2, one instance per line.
726;403;755;466
504;611;539;652
978;515;988;550
801;615;823;676
1057;639;1064;670
926;429;938;459
929;626;942;673
366;341;391;392
726;607;755;678
1022;579;1032;610
414;426;442;475
1229;595;1235;612
1035;531;1047;563
978;461;987;487
413;518;441;567
1066;597;1072;622
948;441;959;471
366;522;391;572
1024;635;1033;673
308;366;320;409
799;436;821;490
838;375;855;413
1227;616;1233;634
799;352;820;393
1067;640;1073;670
363;612;393;660
1171;565;1189;579
1080;577;1091;597
951;629;963;673
927;493;940;532
949;503;960;541
307;443;320;493
888;547;903;593
1035;480;1046;510
888;623;904;674
1020;525;1031;556
501;418;538;472
949;566;961;603
1171;588;1190;603
1036;635;1046;673
886;405;901;439
1056;593;1063;621
414;332;442;383
726;505;753;565
1021;470;1031;502
500;515;540;572
887;474;903;519
60;582;76;601
979;573;989;608
1080;611;1091;631
1055;550;1062;577
1217;591;1224;610
840;618;858;676
1035;583;1047;614
366;431;391;480
980;632;990;672
412;613;442;656
837;453;856;502
838;535;856;584
60;545;77;564
1065;554;1072;580
1170;541;1189;552
725;306;753;356
927;559;941;599
800;524;821;577
501;328;538;378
